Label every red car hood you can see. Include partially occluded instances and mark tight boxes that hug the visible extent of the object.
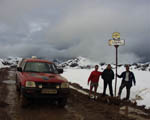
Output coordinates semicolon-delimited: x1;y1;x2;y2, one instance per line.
22;72;68;83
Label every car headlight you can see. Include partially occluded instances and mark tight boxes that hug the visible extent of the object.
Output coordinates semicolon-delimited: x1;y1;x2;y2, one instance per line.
25;81;36;87
56;85;60;89
61;82;69;88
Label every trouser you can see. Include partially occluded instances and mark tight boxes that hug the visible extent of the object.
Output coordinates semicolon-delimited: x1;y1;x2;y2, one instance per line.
103;80;113;97
118;82;131;100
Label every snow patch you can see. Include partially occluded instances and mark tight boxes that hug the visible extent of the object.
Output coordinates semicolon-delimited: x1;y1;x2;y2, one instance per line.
62;56;150;109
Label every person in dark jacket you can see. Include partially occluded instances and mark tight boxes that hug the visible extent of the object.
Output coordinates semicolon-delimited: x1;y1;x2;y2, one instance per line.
117;65;136;100
102;64;114;97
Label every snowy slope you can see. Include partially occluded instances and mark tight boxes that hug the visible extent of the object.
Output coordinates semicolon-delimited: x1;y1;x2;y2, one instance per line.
59;56;98;69
0;58;9;68
62;57;150;109
0;56;22;69
3;56;22;66
0;61;9;69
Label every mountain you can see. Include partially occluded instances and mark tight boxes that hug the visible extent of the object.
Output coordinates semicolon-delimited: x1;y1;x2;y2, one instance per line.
59;56;150;72
59;56;98;69
0;56;150;72
0;56;22;68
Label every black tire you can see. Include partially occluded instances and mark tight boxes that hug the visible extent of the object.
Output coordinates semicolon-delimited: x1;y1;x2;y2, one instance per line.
58;98;67;108
20;95;29;108
16;84;20;92
15;75;20;92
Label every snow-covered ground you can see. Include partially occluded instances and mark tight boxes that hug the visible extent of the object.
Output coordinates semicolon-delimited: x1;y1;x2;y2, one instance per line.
1;56;150;108
62;57;150;109
0;59;9;68
0;56;22;69
3;56;22;66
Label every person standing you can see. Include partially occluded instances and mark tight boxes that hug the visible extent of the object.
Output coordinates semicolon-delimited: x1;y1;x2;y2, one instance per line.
102;64;114;97
117;65;136;100
88;65;102;99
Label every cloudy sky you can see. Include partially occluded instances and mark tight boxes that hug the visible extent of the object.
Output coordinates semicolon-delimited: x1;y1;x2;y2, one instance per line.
0;0;150;63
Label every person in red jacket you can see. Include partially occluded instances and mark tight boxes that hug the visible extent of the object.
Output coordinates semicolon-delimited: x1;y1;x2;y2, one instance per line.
88;65;102;99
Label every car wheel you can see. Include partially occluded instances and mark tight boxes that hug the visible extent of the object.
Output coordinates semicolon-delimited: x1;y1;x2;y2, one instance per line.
58;98;67;108
15;76;20;92
20;95;29;108
16;84;20;92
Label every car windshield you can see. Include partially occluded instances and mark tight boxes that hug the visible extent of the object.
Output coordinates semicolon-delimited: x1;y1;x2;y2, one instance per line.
24;62;58;73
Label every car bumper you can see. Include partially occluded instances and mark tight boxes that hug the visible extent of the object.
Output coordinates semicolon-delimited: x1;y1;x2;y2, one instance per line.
21;87;70;99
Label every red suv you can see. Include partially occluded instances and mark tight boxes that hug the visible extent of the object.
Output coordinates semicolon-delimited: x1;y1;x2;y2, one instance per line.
16;58;69;107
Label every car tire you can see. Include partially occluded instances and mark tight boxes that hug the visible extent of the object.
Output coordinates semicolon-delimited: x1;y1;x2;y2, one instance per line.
15;76;20;92
16;84;20;92
20;95;29;108
58;98;67;108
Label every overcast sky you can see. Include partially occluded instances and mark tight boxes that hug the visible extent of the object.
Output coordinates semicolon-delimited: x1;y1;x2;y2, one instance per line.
0;0;150;63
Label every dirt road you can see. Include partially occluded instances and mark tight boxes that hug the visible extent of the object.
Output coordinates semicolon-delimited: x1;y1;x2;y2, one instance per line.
0;68;150;120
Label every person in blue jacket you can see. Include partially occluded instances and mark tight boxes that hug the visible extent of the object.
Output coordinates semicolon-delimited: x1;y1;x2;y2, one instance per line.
117;65;136;100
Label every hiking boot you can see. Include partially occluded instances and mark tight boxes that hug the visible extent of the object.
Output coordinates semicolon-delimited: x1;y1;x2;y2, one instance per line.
94;96;98;101
88;95;94;99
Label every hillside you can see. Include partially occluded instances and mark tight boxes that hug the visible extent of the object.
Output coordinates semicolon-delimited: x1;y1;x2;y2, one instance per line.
61;56;150;109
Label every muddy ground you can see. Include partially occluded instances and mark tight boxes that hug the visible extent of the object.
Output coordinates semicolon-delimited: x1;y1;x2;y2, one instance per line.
0;68;150;120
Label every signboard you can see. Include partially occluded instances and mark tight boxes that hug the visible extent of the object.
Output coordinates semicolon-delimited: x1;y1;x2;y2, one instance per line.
112;32;120;39
109;39;125;46
108;32;125;96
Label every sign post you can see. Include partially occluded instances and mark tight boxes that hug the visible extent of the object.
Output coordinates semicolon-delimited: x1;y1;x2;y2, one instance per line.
108;32;125;97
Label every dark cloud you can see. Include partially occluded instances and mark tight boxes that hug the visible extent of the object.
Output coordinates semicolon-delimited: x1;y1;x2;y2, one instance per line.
0;0;150;63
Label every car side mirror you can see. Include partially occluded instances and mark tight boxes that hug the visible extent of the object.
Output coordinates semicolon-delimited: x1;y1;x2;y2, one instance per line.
57;69;63;74
17;67;22;72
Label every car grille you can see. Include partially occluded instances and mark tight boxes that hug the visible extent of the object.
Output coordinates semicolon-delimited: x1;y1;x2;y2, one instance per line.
36;82;60;88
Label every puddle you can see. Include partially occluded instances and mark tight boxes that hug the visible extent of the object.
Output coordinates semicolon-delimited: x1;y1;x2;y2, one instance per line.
3;80;16;84
120;106;149;120
8;73;16;80
5;85;17;120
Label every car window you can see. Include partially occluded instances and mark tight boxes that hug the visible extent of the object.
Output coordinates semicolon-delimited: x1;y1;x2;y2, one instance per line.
24;62;58;73
21;61;26;69
17;59;25;68
48;64;59;74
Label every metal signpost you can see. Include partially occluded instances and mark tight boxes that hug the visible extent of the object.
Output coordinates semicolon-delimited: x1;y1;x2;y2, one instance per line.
108;32;125;96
